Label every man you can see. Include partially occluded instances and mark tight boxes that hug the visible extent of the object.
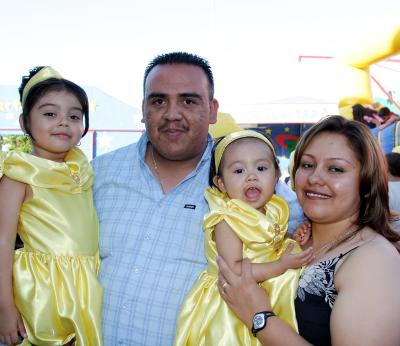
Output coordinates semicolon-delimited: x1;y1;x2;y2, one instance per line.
92;52;303;345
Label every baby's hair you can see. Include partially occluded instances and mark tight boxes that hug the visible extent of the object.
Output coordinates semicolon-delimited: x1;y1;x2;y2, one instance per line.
209;137;224;186
19;66;90;139
209;133;280;187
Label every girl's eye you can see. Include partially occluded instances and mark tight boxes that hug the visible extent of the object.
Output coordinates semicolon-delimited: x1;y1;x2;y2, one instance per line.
233;168;243;174
70;115;82;121
44;112;56;117
257;166;267;171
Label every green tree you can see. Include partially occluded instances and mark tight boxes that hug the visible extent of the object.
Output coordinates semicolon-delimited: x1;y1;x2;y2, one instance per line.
0;134;32;153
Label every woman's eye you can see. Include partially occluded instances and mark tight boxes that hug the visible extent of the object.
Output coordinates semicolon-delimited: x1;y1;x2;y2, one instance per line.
301;162;313;169
328;166;344;173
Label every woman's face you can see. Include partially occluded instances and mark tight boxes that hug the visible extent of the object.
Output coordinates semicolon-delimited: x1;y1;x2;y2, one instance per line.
295;132;361;225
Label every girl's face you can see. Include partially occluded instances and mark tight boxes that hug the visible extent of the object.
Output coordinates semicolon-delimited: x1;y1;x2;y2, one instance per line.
214;138;279;212
27;90;84;162
295;132;361;225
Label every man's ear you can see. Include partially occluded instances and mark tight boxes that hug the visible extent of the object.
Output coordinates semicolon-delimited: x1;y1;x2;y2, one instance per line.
213;175;226;193
141;100;145;123
209;99;219;125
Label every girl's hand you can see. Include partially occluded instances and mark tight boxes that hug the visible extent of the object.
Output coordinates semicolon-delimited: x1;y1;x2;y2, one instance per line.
0;304;27;345
279;243;314;270
217;256;270;329
292;221;312;246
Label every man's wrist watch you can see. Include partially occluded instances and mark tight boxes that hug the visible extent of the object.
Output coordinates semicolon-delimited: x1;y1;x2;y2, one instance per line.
251;311;276;337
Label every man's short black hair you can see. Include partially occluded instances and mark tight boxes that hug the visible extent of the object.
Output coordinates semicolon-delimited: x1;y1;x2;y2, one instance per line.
143;52;214;99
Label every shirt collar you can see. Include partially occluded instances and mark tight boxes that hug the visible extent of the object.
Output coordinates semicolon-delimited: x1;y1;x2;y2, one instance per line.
137;131;213;173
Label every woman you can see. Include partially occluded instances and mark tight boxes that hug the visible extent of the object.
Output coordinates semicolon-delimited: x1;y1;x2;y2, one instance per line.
217;115;400;346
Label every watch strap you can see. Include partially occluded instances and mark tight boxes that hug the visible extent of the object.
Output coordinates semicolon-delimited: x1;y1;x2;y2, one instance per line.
251;311;276;337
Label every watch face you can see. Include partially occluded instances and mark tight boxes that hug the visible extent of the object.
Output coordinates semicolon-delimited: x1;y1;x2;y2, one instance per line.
253;313;266;329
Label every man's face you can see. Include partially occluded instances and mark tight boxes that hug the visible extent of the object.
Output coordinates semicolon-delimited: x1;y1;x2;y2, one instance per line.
142;64;218;161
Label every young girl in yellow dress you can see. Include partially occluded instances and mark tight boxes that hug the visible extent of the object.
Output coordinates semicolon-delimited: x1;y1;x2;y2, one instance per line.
174;130;313;345
0;66;103;345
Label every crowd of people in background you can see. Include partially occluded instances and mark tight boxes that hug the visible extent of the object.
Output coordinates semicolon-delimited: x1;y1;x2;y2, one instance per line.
352;102;400;129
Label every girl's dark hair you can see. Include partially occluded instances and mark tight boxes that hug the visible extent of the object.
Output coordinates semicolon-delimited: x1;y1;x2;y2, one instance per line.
293;115;400;245
209;134;281;187
19;66;90;138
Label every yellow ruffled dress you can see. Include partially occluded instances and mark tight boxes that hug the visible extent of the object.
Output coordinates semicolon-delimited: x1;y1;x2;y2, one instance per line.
0;149;103;346
174;187;301;346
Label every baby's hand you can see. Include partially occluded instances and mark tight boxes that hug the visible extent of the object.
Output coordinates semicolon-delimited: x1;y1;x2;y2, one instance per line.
0;304;27;345
279;243;314;270
292;221;312;247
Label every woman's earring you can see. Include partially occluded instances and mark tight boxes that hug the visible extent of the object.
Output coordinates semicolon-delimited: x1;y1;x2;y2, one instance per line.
76;141;81;147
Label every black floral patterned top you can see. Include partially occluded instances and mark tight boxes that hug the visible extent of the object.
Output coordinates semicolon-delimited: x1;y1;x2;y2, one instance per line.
295;248;357;346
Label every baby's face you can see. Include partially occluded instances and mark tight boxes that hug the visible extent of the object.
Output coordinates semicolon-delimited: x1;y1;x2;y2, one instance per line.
214;138;279;212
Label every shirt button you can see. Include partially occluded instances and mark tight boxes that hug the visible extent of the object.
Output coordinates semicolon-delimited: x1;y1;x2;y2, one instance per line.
133;267;140;273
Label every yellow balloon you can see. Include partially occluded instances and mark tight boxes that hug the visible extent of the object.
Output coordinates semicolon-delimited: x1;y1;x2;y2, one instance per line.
209;112;242;138
338;24;400;118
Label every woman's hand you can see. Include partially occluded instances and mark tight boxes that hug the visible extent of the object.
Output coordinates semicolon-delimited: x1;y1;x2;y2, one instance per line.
217;256;271;329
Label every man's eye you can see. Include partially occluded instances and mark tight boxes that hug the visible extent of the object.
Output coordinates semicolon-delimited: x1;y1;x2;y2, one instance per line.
183;99;196;105
152;98;164;105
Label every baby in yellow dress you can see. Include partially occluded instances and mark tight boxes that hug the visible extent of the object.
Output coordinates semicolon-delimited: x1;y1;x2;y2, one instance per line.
0;67;102;345
174;130;312;346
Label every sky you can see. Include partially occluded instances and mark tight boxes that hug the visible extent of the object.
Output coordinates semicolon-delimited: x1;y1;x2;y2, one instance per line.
1;0;400;118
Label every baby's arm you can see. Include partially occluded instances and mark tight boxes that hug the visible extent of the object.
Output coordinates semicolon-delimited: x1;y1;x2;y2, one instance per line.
214;221;314;283
0;176;27;344
292;220;312;249
214;220;244;276
250;244;314;282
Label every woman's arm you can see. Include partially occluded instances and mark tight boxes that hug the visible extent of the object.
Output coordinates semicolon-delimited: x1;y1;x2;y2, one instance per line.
330;239;400;345
0;176;27;344
215;221;313;282
217;256;311;346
